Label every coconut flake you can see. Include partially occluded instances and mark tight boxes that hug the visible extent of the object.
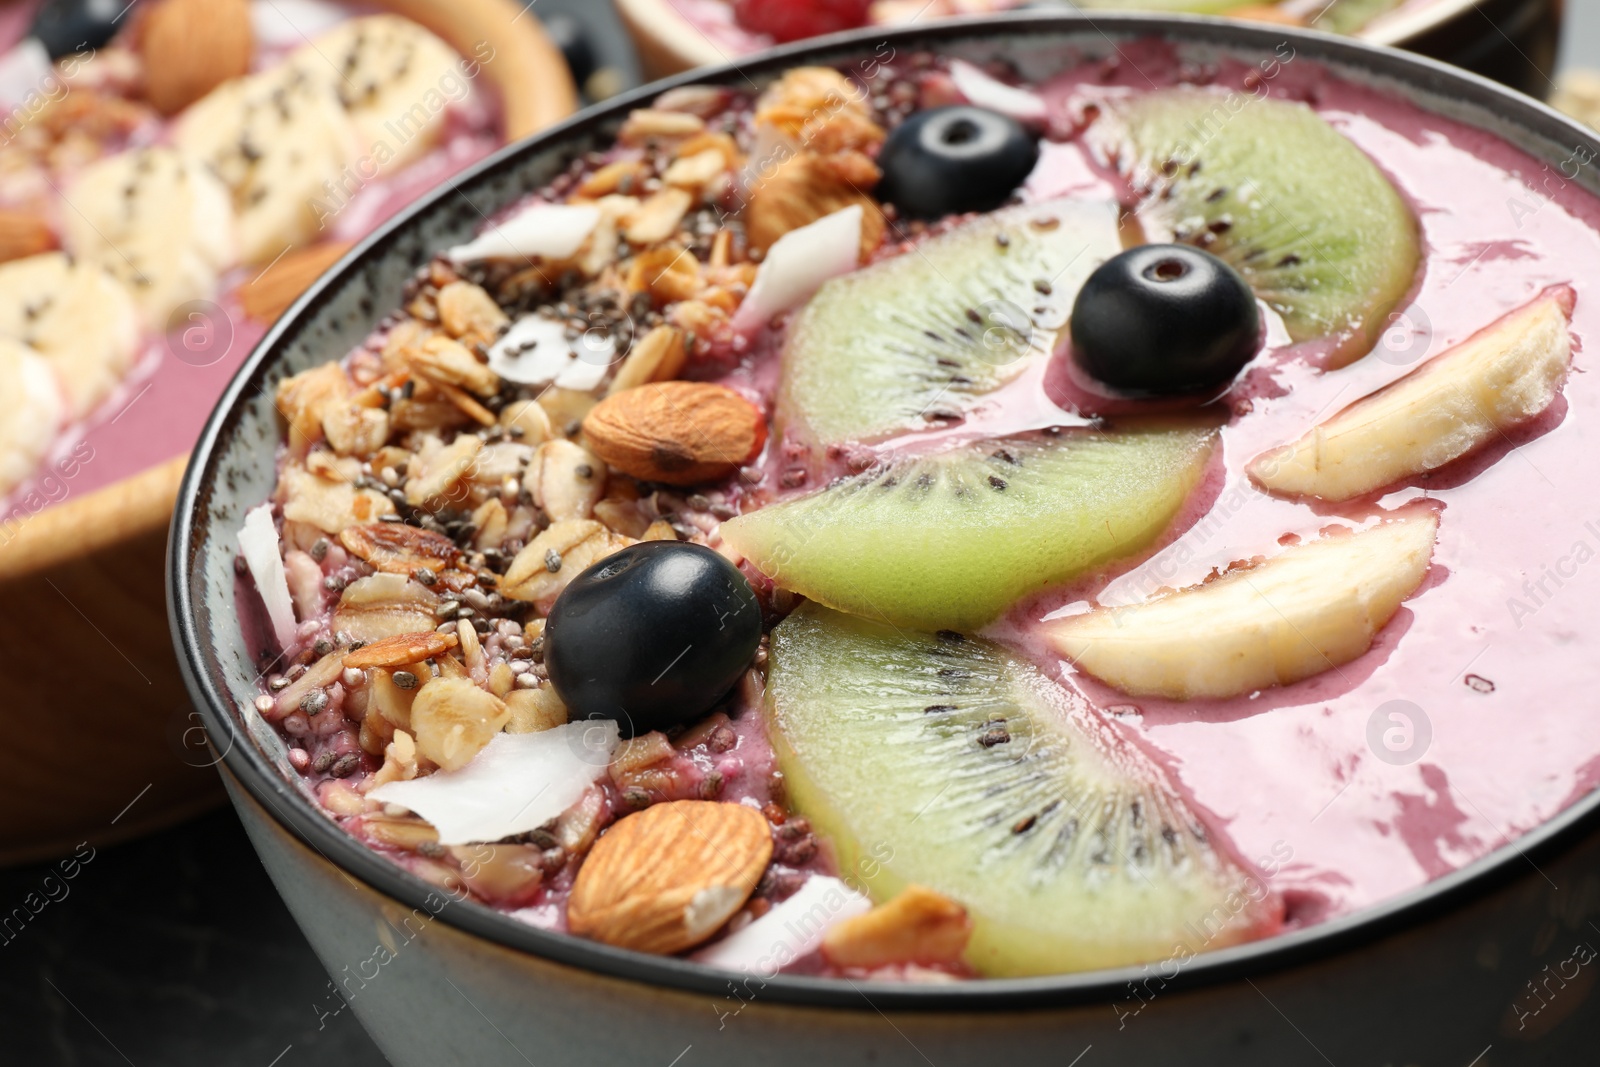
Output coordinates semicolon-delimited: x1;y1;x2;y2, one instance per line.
488;312;617;388
249;0;347;49
691;875;871;973
237;503;297;652
370;721;620;845
447;203;601;264
732;205;862;333
950;60;1047;123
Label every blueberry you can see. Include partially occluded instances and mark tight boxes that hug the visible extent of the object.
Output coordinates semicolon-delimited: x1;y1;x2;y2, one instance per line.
1069;244;1261;396
875;106;1039;221
545;542;761;736
31;0;124;60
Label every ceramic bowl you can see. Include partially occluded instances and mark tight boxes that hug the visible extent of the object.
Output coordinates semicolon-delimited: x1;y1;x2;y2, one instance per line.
171;14;1600;1063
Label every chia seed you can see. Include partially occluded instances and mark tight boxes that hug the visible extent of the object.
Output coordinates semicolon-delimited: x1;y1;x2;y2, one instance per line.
300;690;329;715
393;671;419;690
328;753;361;778
544;549;562;573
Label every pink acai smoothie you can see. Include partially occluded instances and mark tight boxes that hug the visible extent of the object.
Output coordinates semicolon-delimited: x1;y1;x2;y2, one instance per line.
249;41;1600;977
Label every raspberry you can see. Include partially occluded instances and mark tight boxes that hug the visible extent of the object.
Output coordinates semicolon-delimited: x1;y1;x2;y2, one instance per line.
731;0;872;44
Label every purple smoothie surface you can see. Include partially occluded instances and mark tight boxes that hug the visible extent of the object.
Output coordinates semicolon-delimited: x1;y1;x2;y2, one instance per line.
251;41;1600;973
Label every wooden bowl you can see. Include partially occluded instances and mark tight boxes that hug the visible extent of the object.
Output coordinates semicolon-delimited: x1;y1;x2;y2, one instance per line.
614;0;1562;95
0;0;577;866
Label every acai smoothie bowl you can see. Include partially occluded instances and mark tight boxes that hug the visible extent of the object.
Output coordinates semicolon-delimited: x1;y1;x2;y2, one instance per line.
172;14;1600;1063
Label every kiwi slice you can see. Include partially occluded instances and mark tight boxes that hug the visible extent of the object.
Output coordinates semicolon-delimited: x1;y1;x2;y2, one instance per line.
721;424;1213;630
1098;88;1419;365
776;199;1123;449
766;604;1281;976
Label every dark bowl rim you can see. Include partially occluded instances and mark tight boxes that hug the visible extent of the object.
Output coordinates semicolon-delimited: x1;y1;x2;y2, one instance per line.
170;10;1600;1012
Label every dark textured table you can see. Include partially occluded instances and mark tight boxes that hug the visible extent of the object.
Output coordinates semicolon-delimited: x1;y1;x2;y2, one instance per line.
8;3;1600;1065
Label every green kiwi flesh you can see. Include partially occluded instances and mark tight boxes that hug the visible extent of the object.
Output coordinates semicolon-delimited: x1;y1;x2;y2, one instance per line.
764;603;1283;976
1099;88;1420;365
721;425;1215;631
775;199;1123;449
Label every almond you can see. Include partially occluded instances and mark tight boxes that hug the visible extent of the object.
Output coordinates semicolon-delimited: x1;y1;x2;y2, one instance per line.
239;241;354;322
821;884;972;969
568;800;772;954
340;522;462;576
582;382;766;486
0;212;54;264
141;0;253;115
343;630;459;670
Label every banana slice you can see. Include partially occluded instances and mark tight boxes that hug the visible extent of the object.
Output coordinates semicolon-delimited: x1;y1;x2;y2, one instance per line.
0;252;142;418
175;66;360;264
1044;512;1438;700
1251;290;1575;501
59;147;236;331
0;337;65;497
285;14;466;177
